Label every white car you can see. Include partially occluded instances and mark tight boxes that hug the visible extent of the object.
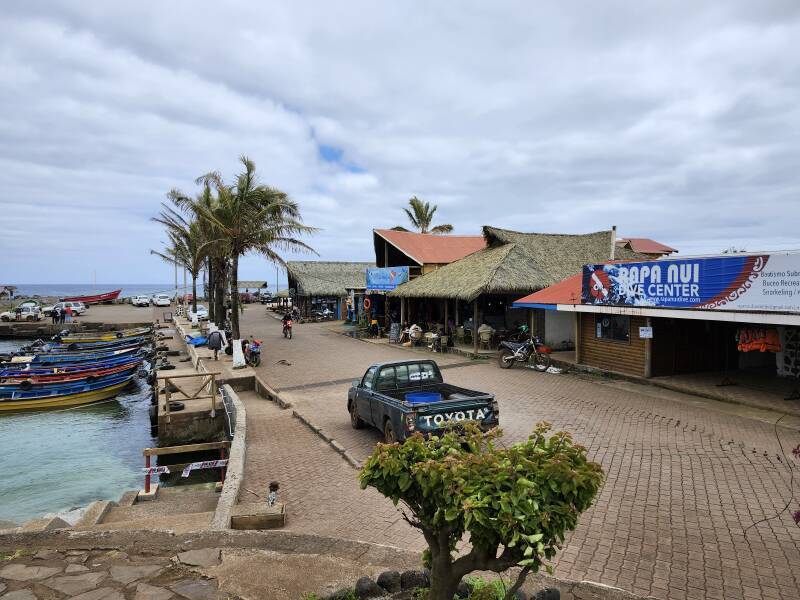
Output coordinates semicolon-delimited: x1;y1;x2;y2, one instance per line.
131;295;151;307
188;305;209;321
152;294;172;307
42;301;87;317
0;305;42;322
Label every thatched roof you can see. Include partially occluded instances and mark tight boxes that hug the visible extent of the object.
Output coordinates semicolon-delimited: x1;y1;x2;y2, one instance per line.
286;261;374;297
390;227;644;301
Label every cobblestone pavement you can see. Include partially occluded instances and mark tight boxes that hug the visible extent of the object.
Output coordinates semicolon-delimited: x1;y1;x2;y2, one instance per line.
238;389;424;552
241;312;800;600
0;547;220;600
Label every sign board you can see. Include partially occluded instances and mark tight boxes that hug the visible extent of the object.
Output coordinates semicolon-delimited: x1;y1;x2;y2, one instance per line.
639;327;653;339
389;322;401;343
366;266;409;291
581;254;800;312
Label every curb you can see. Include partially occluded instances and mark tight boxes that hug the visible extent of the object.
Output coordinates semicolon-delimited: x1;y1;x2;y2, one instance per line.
211;384;247;530
292;409;363;470
254;375;292;409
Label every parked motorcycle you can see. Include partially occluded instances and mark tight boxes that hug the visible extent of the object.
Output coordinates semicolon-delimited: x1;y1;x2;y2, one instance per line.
283;319;293;339
497;336;552;370
246;339;262;367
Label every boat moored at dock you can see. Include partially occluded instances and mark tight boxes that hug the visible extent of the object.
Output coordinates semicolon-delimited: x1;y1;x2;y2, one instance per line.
0;370;137;411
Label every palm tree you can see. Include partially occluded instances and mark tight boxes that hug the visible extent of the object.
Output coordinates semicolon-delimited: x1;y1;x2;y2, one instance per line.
167;182;228;323
392;196;453;234
193;156;316;339
152;207;205;313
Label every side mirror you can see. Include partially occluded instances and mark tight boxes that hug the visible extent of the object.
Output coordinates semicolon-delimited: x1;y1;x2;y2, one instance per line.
352;379;360;388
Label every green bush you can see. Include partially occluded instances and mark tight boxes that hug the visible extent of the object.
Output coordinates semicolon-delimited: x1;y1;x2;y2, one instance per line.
360;422;603;600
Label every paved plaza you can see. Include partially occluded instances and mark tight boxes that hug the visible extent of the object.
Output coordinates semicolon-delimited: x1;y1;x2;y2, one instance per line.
240;310;800;600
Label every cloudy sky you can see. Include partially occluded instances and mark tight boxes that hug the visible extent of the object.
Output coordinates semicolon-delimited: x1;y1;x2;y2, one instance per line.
2;1;799;285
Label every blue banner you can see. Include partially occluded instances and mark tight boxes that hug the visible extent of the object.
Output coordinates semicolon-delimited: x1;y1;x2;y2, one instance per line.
581;254;800;311
366;266;409;291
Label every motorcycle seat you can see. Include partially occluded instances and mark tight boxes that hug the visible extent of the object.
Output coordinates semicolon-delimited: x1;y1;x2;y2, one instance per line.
502;341;526;350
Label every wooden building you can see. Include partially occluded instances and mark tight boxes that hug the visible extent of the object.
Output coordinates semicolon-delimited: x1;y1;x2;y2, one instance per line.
390;226;642;354
285;261;375;319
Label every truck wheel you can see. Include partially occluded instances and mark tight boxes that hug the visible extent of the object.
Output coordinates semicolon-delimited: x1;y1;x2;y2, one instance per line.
498;349;515;369
383;420;397;444
349;402;365;429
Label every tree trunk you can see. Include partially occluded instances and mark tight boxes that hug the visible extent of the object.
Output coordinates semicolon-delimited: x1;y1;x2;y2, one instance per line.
214;258;226;330
191;274;198;313
230;255;240;339
428;557;460;600
207;259;215;322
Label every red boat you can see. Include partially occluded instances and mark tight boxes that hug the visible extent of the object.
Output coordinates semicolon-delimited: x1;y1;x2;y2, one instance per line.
62;289;122;304
0;358;143;386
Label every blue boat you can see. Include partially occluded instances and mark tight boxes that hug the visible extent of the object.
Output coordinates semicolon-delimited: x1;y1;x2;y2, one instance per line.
1;347;141;367
0;364;140;393
0;354;144;378
38;336;150;353
0;371;137;411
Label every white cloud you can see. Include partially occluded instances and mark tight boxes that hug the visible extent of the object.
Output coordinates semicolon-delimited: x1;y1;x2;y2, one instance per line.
1;1;799;284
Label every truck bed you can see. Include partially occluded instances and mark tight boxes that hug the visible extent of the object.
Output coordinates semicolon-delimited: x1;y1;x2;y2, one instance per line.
379;382;491;404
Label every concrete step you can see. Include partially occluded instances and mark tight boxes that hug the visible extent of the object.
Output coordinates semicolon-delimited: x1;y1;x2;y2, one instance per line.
74;500;116;527
88;511;215;533
19;516;71;532
117;490;139;507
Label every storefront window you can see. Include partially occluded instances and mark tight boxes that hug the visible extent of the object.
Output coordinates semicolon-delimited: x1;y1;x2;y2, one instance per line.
595;315;630;342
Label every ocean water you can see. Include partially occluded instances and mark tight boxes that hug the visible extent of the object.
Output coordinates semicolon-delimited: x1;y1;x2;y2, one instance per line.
0;340;156;524
10;284;205;300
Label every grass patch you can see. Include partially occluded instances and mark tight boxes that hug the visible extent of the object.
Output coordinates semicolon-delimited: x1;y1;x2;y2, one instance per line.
0;549;33;561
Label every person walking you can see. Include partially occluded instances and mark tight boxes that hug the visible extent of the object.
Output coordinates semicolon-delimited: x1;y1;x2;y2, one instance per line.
59;306;66;324
52;306;60;325
207;329;224;361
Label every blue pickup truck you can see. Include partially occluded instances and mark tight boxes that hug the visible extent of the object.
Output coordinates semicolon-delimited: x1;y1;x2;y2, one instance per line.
347;359;499;443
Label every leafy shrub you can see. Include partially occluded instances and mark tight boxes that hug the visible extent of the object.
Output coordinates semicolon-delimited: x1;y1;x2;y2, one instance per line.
360;422;603;600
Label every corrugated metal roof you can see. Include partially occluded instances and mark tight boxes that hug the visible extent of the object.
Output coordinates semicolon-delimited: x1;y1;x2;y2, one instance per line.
373;229;485;265
513;273;582;306
617;238;677;254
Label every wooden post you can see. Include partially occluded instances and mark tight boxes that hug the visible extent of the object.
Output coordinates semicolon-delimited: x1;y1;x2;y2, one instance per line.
210;374;217;417
144;455;151;493
455;300;459;327
164;379;171;424
574;313;582;364
400;297;406;326
472;300;479;356
444;299;449;334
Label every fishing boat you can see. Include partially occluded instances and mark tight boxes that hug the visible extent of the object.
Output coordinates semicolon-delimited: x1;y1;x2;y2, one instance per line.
0;361;142;390
35;336;150;353
0;358;144;387
0;356;144;385
55;326;154;343
2;347;141;367
0;354;144;378
61;289;122;305
0;371;136;411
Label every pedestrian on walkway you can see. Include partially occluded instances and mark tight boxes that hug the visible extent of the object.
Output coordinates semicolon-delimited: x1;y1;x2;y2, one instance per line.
207;329;224;361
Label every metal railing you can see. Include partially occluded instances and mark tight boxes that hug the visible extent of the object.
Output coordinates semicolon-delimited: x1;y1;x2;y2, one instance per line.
219;385;237;439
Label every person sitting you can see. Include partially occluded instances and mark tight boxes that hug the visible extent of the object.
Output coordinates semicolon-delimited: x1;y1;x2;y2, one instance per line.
408;323;423;345
477;321;495;336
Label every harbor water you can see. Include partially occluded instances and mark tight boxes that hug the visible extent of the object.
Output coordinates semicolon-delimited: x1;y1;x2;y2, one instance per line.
0;339;155;525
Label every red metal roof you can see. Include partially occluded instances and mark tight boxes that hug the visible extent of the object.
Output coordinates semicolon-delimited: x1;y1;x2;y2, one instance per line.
513;273;583;306
617;238;677;254
374;229;486;265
